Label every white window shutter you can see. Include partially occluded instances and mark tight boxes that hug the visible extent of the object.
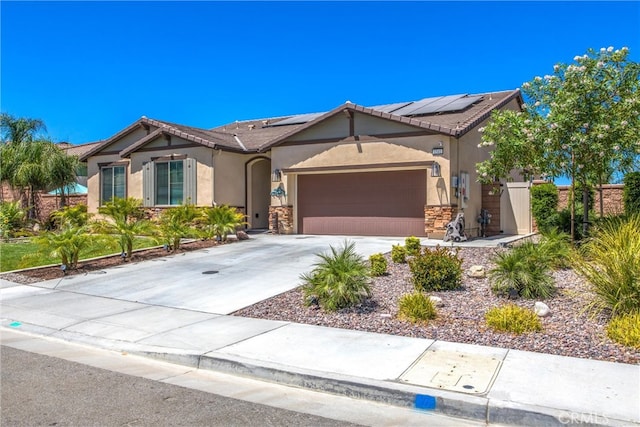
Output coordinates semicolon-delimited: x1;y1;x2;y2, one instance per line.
143;161;155;207
184;158;197;204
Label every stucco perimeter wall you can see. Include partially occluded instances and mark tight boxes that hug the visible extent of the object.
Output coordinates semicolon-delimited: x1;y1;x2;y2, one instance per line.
271;134;451;208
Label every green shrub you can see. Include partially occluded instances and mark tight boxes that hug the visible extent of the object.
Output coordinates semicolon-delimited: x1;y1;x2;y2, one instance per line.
398;292;436;323
537;229;572;270
404;236;422;256
607;313;640;349
301;240;371;312
409;246;462;292
490;242;556;299
531;183;559;234
51;204;90;229
369;253;387;276
624;172;640;216
573;214;640;316
391;244;407;263
485;304;543;334
0;201;26;239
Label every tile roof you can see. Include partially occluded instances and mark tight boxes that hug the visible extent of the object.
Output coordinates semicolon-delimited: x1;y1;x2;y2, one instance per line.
61;140;103;158
81;89;521;159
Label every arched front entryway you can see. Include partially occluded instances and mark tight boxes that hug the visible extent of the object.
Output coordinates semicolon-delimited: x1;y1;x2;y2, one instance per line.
246;157;271;229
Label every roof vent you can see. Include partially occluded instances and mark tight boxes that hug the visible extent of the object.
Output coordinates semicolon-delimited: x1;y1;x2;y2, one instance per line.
248;124;255;130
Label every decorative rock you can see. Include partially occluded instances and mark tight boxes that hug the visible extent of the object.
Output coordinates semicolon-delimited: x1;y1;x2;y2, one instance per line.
467;265;486;278
429;296;444;307
534;301;551;317
236;230;250;240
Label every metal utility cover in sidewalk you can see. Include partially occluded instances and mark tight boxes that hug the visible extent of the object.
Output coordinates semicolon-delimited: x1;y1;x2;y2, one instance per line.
399;347;503;395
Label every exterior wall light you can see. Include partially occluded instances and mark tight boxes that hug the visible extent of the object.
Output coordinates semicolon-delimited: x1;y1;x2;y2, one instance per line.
271;169;282;182
431;162;441;177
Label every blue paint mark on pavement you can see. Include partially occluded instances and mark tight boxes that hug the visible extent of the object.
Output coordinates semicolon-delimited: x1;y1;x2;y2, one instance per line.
9;321;22;328
415;394;436;410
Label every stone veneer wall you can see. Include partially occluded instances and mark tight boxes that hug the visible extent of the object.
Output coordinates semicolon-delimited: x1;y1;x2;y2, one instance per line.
269;205;294;234
424;205;456;238
37;194;88;224
556;184;625;216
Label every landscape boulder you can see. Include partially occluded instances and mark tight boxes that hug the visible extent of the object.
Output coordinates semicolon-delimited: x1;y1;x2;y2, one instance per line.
534;301;551;317
467;265;486;278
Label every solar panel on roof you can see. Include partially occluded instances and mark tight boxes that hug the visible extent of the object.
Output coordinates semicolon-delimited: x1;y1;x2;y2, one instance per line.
390;96;444;116
367;101;413;114
269;112;324;127
432;95;483;113
407;94;466;116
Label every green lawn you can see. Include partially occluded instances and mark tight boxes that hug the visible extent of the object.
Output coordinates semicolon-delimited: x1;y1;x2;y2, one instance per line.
0;237;159;272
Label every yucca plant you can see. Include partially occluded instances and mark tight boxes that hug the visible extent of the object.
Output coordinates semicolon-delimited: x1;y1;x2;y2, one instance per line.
200;205;247;242
301;240;371;312
490;242;555;299
573;214;640;316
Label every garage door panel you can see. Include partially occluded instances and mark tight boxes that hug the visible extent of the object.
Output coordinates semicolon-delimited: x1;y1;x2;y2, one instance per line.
302;217;426;237
298;170;426;236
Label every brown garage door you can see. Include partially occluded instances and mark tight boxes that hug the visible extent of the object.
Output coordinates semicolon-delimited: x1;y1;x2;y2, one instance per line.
298;170;426;236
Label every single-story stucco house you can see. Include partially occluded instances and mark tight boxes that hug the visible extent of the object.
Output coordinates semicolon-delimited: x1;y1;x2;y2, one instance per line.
79;89;527;238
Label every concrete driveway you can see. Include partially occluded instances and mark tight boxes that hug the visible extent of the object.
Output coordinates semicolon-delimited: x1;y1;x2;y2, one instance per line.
17;234;405;315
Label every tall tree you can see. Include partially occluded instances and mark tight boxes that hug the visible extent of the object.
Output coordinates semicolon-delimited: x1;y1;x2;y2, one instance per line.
477;46;640;238
0;114;78;217
0;113;46;144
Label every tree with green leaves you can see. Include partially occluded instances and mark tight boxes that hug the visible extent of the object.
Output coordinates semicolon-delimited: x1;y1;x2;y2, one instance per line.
0;114;79;217
477;46;640;238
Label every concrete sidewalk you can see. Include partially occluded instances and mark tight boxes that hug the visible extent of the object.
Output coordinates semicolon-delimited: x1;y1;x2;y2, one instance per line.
1;234;638;426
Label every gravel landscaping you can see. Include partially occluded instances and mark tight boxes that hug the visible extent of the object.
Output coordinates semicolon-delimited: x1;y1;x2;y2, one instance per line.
3;239;637;365
234;247;640;365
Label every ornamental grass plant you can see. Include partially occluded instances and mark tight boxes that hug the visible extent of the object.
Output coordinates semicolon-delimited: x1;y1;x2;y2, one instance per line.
485;304;543;334
398;292;436;324
607;313;640;349
573;214;640;317
301;240;371;312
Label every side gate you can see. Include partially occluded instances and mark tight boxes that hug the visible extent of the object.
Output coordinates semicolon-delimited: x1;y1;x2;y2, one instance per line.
500;182;532;235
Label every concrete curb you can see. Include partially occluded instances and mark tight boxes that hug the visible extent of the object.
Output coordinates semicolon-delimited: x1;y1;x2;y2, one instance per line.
131;349;632;427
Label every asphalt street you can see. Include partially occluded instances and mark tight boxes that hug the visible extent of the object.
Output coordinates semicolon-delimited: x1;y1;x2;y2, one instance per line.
1;346;358;427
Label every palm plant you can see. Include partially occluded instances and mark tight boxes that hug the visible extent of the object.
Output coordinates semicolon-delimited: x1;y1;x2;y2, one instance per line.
31;224;98;269
156;203;200;251
94;197;155;258
46;149;80;207
51;204;90;229
573;214;640;316
200;205;247;241
490;242;555;299
301;240;371;311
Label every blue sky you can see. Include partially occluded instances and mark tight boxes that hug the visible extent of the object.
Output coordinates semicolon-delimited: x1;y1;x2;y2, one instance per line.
2;1;639;146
